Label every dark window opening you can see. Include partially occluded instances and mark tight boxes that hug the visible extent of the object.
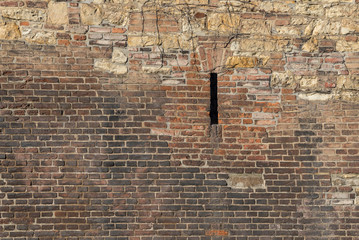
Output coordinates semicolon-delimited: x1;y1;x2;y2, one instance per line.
210;73;218;125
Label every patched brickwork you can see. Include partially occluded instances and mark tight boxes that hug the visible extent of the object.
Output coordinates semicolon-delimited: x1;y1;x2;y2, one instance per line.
2;0;359;239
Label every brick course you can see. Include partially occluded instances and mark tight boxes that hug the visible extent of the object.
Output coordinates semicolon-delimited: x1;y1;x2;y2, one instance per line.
2;0;359;239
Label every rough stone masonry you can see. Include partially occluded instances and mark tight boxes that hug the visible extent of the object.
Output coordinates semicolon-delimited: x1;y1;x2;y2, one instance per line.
2;0;359;239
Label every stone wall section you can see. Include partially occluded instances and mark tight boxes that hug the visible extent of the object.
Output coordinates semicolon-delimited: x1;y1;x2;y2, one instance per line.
2;0;359;239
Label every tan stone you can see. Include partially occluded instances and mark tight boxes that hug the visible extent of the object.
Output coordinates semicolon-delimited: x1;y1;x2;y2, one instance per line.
227;174;264;189
336;40;359;52
331;199;354;205
80;3;102;25
273;74;322;92
276;39;291;52
47;1;68;25
182;16;206;33
176;0;208;4
302;38;318;52
1;8;46;21
161;33;197;50
207;13;241;33
162;79;185;85
102;3;130;25
298;93;333;101
142;66;171;74
339;91;359;102
322;0;353;2
112;48;127;64
233;39;277;52
332;174;359;186
128;33;196;50
260;55;270;66
258;1;292;13
291;16;310;25
231;39;260;52
310;20;340;36
0;22;21;40
275;26;301;36
23;30;56;45
271;71;296;88
240;19;270;35
337;76;359;90
92;0;138;4
226;56;258;68
304;21;315;36
341;19;359;35
111;63;128;75
295;3;325;16
298;76;319;91
94;59;127;75
128;35;159;47
326;5;357;18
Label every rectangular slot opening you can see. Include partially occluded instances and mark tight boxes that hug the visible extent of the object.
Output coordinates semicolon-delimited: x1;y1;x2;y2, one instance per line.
210;73;218;125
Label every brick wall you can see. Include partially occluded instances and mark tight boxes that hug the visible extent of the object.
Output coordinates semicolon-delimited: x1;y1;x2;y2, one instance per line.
2;0;359;239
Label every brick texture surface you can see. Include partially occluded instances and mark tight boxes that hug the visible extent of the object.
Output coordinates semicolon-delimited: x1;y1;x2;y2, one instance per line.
2;0;359;239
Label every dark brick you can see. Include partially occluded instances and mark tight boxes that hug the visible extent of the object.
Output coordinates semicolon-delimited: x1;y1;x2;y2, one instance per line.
294;131;315;136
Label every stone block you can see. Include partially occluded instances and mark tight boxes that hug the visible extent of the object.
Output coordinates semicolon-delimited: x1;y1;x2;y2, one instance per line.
176;0;208;4
128;34;196;50
231;39;277;53
207;13;241;33
295;3;324;16
94;59;127;75
102;3;130;26
240;19;271;35
258;1;291;13
142;66;171;74
337;76;359;91
0;22;21;40
226;56;258;68
23;30;56;45
161;34;197;50
336;40;359;52
47;1;68;25
338;91;359;102
112;48;127;64
331;199;354;205
1;8;46;21
128;35;158;47
80;3;102;25
227;174;264;189
298;76;319;91
326;4;357;18
298;93;333;101
332;174;359;186
302;38;318;52
275;26;301;36
341;19;359;35
306;20;340;36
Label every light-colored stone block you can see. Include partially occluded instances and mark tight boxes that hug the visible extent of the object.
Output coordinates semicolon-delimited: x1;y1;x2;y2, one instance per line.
80;3;102;25
0;22;21;40
227;174;264;189
112;48;127;64
2;8;46;21
207;13;241;33
47;1;68;25
94;59;127;75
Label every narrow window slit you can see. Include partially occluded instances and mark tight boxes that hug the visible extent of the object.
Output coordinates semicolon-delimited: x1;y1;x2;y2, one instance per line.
210;73;218;125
